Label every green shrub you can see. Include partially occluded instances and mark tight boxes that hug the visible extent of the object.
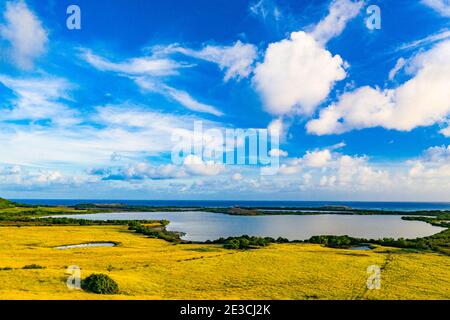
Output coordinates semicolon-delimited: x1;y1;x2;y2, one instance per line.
220;235;274;250
81;273;119;294
22;264;45;269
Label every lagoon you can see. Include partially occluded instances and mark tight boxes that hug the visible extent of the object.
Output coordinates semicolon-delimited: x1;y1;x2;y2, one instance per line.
50;211;445;242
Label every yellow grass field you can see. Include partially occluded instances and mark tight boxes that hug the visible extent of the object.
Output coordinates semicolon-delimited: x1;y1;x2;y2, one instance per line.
0;225;448;300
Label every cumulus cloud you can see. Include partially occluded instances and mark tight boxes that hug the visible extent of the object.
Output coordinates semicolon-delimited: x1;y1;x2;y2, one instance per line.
95;154;227;181
408;145;450;183
267;117;290;142
247;145;393;195
264;144;450;199
232;173;243;181
269;148;288;157
0;1;48;69
307;40;450;135
161;41;258;81
303;149;332;168
421;144;450;163
253;31;347;116
276;148;334;175
251;0;366;116
0;165;78;186
183;154;225;176
311;0;364;45
422;0;450;17
440;123;450;137
335;155;389;187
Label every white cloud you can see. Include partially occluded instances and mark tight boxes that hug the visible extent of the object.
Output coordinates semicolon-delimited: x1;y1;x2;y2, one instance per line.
0;1;48;69
183;154;225;176
157;41;258;81
407;145;450;183
304;149;332;168
422;0;450;17
0;165;79;186
421;144;450;163
278;164;301;175
134;78;223;116
80;49;184;76
163;85;223;116
396;30;450;52
82;49;223;116
320;175;336;187
267;118;286;137
251;0;366;117
311;0;364;45
388;57;406;81
0;75;78;126
249;0;282;24
440;123;450;137
95;162;186;181
335;155;389;187
0;104;218;167
328;141;346;150
275;148;334;175
253;31;347;115
307;40;450;135
232;173;243;181
269;148;288;157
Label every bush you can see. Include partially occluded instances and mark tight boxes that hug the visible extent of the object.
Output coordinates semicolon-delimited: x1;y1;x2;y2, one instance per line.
220;235;275;250
22;264;45;269
81;273;119;294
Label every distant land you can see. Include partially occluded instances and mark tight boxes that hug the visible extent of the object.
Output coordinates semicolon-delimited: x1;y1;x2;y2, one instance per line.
11;199;450;212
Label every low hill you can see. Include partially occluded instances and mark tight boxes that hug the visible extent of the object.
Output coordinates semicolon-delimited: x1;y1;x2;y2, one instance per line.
0;198;18;209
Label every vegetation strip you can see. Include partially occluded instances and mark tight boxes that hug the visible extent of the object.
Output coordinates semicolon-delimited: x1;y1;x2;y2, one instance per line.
1;198;449;254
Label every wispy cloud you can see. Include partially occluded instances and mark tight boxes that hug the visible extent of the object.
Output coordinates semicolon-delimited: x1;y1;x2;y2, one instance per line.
0;0;48;69
80;49;187;76
311;0;364;45
249;0;283;26
154;41;258;82
133;78;223;116
0;103;219;167
0;75;78;126
81;49;223;116
422;0;450;17
396;29;450;52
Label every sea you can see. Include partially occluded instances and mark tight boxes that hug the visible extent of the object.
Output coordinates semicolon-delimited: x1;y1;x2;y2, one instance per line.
12;199;450;212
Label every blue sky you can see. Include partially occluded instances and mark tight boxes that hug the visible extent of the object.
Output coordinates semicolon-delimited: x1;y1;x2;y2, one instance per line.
0;0;449;200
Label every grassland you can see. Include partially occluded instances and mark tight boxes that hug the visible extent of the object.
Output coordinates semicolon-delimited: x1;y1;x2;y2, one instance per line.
0;225;449;300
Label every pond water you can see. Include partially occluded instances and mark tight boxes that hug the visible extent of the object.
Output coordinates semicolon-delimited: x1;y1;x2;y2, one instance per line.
55;242;116;250
49;211;445;242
